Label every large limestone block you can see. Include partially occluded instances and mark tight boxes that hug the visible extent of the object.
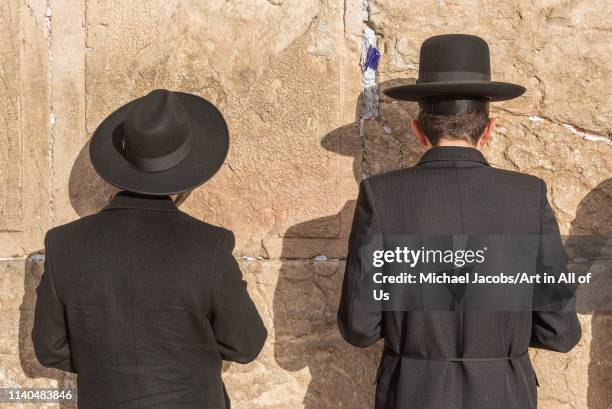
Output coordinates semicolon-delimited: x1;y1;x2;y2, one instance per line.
224;259;380;409
369;0;611;135
47;0;88;228
0;0;52;255
0;0;23;232
77;0;362;258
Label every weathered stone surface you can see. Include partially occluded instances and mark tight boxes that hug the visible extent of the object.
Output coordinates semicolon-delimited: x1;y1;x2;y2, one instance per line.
0;0;52;255
0;0;23;232
228;259;380;408
370;0;611;135
49;0;88;228
79;0;363;258
1;1;610;408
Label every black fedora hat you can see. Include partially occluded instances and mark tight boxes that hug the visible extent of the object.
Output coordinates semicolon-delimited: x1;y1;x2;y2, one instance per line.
384;34;525;104
90;89;229;195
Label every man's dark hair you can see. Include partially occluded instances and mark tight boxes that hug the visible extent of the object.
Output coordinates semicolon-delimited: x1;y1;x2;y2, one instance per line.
418;109;489;146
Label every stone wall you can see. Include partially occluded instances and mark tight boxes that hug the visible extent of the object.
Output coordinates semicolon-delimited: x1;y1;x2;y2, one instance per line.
1;1;610;408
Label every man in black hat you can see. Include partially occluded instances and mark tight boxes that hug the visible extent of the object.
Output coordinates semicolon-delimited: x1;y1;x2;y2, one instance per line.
338;34;581;409
32;89;267;408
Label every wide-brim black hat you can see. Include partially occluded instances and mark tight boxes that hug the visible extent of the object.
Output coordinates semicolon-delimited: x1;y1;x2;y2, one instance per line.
384;34;525;102
90;89;229;195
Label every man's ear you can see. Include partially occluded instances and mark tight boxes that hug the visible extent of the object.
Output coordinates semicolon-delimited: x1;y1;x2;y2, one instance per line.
411;119;431;148
478;117;496;147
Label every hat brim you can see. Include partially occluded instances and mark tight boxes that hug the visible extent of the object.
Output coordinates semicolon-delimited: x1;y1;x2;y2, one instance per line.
90;92;229;196
383;81;526;102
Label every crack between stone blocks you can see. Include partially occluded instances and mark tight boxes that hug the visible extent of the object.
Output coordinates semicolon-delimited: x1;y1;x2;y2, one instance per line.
84;0;89;140
44;0;55;227
342;0;348;36
495;107;611;145
257;257;346;262
561;123;611;145
0;255;28;261
359;0;375;180
358;2;405;175
358;118;368;178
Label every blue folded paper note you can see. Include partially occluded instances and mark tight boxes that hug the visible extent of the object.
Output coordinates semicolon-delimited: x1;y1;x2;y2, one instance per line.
365;45;381;71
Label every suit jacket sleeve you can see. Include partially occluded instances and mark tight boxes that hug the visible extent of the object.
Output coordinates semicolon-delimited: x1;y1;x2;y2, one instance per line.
211;230;267;363
32;237;75;372
530;179;582;352
337;179;383;347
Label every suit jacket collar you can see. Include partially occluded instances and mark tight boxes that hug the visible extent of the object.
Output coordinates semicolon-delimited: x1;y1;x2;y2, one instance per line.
102;191;179;212
417;146;489;166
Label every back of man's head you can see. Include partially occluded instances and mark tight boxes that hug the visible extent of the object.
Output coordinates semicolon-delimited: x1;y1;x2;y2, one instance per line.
417;108;489;146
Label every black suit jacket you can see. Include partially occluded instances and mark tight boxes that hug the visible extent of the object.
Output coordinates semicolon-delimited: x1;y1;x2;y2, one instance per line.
338;147;581;409
33;192;267;409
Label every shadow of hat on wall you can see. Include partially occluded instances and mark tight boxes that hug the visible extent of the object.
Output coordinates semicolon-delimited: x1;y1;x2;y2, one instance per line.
68;140;119;217
320;79;419;181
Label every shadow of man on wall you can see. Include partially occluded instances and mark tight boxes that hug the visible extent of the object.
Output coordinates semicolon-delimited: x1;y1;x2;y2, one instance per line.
272;81;422;408
567;177;612;409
